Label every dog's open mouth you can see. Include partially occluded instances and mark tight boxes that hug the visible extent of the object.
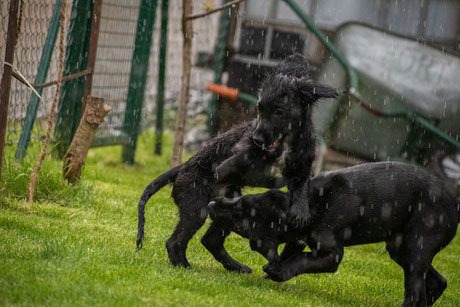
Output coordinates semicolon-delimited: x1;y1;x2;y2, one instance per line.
268;135;283;151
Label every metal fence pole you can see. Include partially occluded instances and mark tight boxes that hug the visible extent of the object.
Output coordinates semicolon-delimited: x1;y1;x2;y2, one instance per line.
206;0;232;135
53;0;93;159
154;0;169;155
0;0;20;182
121;0;158;164
15;0;62;160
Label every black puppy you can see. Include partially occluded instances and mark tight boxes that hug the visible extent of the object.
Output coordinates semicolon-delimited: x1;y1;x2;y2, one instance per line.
137;54;345;272
208;162;460;306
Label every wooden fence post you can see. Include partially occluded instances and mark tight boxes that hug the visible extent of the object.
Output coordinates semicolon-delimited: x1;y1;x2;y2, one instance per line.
0;0;20;182
170;0;193;168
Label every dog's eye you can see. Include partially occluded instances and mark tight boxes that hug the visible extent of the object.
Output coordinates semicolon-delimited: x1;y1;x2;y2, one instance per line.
274;108;284;116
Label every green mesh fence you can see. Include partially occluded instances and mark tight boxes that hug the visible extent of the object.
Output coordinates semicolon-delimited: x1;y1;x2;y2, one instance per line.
1;0;67;147
1;0;225;161
92;0;141;139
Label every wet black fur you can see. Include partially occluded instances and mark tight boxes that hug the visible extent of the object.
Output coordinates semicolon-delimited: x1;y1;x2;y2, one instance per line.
136;54;344;272
208;162;460;306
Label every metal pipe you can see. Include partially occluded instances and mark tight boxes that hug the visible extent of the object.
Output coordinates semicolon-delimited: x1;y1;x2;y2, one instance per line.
33;69;91;89
154;0;169;155
15;0;62;160
121;0;158;164
206;0;233;135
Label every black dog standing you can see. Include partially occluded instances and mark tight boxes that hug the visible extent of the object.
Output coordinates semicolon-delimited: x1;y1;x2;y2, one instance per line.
136;54;345;272
209;162;460;306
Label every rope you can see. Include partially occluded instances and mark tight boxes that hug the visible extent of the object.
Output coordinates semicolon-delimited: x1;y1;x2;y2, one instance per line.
28;0;67;203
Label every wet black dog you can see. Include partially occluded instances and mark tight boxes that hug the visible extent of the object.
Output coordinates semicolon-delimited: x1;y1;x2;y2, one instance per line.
209;162;460;306
136;54;345;272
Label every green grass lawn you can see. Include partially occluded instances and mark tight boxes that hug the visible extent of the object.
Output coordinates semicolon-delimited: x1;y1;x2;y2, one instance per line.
1;131;459;306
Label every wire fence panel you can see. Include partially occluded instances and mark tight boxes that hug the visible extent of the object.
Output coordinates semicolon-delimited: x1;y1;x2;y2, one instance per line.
92;0;141;138
1;0;223;156
1;0;70;147
142;0;220;133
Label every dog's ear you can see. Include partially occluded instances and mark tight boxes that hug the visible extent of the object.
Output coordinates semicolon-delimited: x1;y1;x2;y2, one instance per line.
299;81;347;103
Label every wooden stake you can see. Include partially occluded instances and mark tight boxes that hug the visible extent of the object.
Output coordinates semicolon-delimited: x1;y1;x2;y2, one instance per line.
170;0;193;168
63;96;111;183
0;0;20;183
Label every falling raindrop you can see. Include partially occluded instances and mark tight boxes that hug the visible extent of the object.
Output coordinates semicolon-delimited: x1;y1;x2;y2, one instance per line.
200;208;207;219
242;218;249;229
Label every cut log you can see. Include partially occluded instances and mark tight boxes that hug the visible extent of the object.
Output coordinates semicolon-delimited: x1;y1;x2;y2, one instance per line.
63;96;111;183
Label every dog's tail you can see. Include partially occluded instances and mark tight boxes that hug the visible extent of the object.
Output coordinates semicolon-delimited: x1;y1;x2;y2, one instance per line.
137;166;180;250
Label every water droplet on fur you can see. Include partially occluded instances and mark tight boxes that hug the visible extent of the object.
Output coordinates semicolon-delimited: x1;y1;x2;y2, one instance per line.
395;234;403;247
381;203;392;220
242;219;249;229
343;227;352;240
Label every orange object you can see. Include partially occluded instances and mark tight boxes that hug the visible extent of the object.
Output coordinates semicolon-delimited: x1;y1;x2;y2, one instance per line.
206;82;239;101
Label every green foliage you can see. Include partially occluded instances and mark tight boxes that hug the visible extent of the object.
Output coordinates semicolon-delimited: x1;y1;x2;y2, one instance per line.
1;142;94;205
0;131;459;306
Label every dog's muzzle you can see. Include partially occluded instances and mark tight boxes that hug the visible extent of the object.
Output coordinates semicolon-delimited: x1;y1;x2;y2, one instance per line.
252;135;282;152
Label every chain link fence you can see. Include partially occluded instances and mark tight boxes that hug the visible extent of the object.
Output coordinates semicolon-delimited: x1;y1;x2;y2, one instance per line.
1;0;222;155
1;0;70;146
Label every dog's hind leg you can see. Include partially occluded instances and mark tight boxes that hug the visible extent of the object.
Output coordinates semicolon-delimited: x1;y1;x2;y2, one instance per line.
387;237;429;307
425;266;447;306
166;200;208;269
201;221;252;273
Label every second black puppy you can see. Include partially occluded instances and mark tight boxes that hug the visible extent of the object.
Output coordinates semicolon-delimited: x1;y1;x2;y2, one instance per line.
208;162;460;306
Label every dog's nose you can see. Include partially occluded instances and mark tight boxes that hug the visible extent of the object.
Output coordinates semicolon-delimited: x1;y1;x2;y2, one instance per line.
252;135;264;148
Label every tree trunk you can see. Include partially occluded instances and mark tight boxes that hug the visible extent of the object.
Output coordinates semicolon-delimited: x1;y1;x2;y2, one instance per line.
170;0;193;168
63;96;111;183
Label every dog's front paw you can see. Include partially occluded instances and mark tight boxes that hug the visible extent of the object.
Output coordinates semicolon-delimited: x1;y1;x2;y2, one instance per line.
214;164;229;183
263;262;293;282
